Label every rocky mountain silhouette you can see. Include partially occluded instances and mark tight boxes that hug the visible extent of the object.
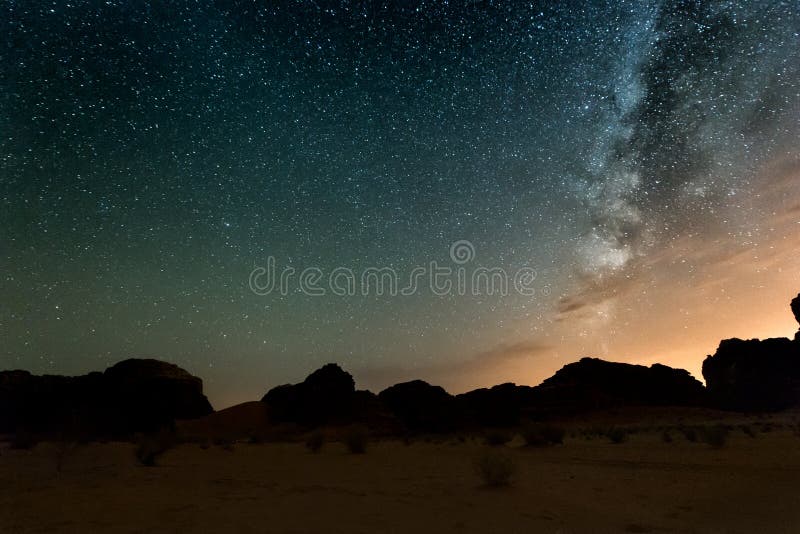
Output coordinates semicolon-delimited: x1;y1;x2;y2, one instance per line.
258;358;710;432
533;358;707;413
261;363;387;426
0;359;212;437
378;380;455;431
455;383;538;427
449;359;706;427
702;293;800;411
5;291;800;440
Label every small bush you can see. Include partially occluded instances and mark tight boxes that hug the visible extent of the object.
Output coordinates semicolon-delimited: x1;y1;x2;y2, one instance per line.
661;430;673;443
607;428;627;444
681;426;698;442
306;431;324;453
539;424;565;445
54;433;79;473
135;428;176;466
522;423;565;447
484;430;513;447
702;425;729;449
474;449;516;488
247;433;264;445
740;425;756;438
583;426;605;440
10;429;38;450
344;426;368;454
213;437;235;451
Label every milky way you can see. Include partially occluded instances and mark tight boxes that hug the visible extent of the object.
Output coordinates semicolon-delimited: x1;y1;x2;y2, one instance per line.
2;1;799;407
571;0;799;301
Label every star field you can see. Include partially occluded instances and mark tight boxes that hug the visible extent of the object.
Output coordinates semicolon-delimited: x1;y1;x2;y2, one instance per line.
1;1;799;407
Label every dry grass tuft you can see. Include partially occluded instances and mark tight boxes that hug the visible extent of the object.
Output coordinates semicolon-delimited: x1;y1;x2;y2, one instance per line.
474;449;516;488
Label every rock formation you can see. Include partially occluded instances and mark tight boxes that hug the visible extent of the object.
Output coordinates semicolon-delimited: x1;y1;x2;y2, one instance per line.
378;380;455;431
532;357;707;413
261;363;368;425
455;383;537;427
702;292;800;411
103;359;214;433
0;358;212;437
258;355;712;431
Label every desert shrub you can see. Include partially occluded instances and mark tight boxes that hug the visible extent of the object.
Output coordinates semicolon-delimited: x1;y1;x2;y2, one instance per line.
584;426;605;440
247;433;264;445
484;429;513;446
680;426;698;442
522;429;546;446
54;432;79;473
344;426;368;454
661;430;673;443
10;429;38;450
474;449;516;488
702;425;729;449
539;424;565;444
522;423;565;447
607;428;627;444
306;430;324;453
213;437;235;451
740;425;756;438
135;428;176;466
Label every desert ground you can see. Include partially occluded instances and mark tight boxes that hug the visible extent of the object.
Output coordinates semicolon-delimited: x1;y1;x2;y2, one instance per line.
2;415;800;534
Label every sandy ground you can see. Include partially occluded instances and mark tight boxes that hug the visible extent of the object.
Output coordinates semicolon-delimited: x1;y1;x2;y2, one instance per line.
2;429;800;533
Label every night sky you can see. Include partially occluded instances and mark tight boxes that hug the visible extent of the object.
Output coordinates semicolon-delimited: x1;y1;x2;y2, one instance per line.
2;1;799;408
